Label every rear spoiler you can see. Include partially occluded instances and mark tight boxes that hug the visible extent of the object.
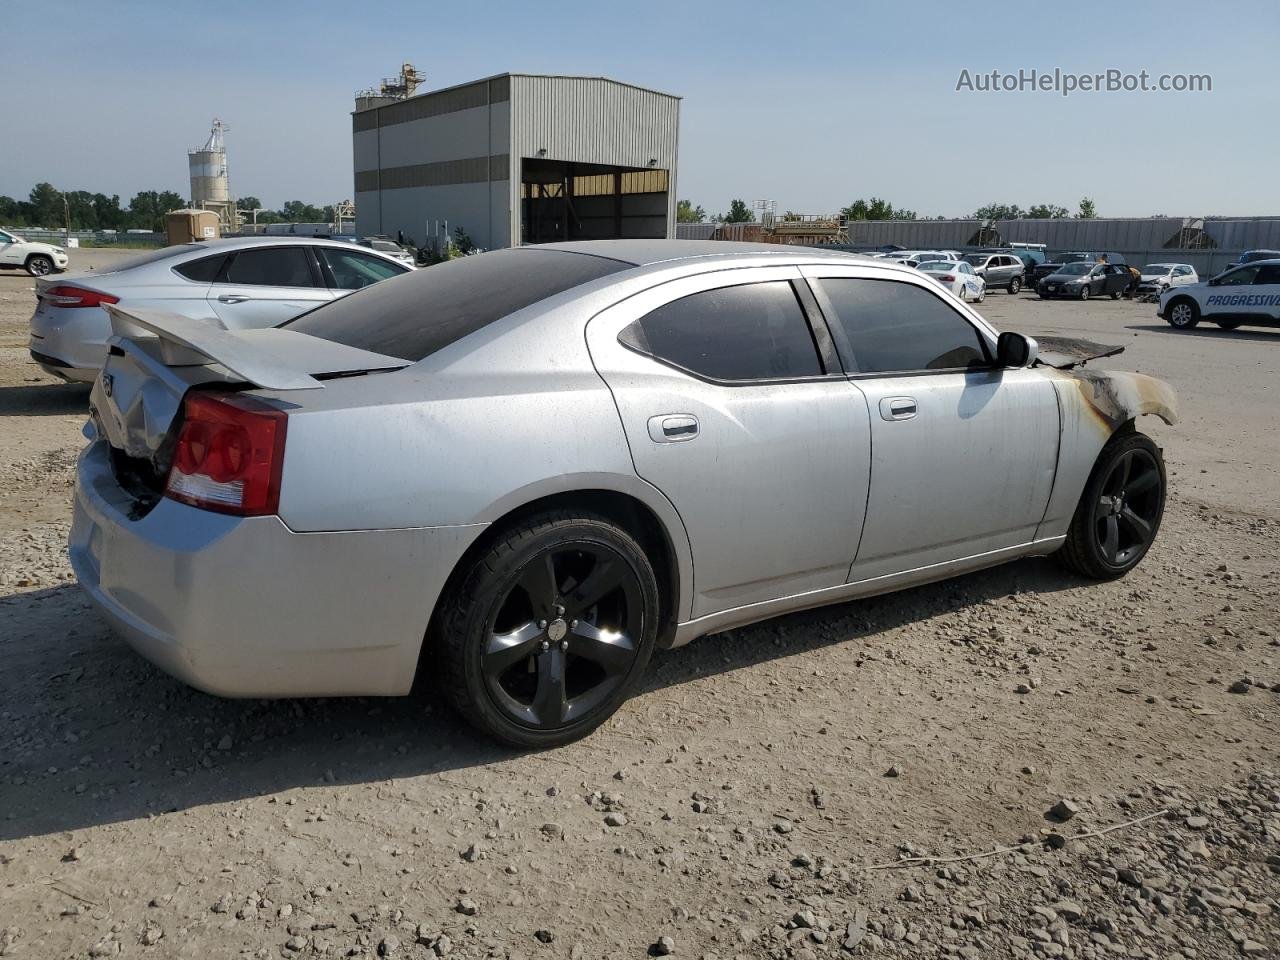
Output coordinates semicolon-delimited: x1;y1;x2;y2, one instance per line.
104;305;409;391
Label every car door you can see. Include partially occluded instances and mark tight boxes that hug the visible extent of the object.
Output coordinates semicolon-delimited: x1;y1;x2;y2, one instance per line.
0;230;19;266
585;265;872;620
207;245;335;329
1173;265;1195;287
804;266;1059;581
1204;264;1260;320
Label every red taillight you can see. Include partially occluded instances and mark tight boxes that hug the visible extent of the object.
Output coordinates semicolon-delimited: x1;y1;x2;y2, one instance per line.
40;285;120;308
165;392;287;516
939;275;956;282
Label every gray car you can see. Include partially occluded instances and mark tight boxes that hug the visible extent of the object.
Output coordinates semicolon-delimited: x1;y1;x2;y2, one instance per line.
71;241;1178;747
962;252;1025;293
28;236;411;382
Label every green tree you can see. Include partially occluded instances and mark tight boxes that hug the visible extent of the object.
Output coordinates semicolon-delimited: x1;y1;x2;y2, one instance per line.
238;196;262;211
280;200;327;222
126;190;185;231
841;197;916;221
0;195;24;226
27;182;62;226
1076;197;1097;219
972;202;1025;221
92;193;125;231
1026;203;1069;219
720;199;755;223
676;199;706;223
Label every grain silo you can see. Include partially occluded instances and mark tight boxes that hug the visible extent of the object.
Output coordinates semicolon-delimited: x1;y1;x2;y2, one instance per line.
188;119;237;230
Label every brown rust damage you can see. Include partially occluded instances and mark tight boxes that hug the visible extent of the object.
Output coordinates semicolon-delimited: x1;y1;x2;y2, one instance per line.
1046;368;1179;430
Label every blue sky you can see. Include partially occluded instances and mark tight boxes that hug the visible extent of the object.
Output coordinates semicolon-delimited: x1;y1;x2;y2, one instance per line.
2;0;1277;218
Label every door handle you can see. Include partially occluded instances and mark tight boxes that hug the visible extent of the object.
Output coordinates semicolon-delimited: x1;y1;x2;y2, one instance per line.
647;414;699;443
217;294;251;304
879;397;917;421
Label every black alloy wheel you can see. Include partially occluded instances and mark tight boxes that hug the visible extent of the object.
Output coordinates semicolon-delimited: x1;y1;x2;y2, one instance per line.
1090;447;1162;567
481;543;643;729
435;511;658;748
1059;432;1166;579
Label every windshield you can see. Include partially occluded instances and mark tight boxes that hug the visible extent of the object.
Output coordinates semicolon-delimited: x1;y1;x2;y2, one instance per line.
919;261;957;272
284;248;632;362
1056;263;1092;276
1056;253;1091;264
961;254;988;266
1142;264;1174;275
370;240;401;252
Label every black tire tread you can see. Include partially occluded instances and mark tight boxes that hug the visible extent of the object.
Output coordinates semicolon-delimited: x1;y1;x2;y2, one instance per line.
434;509;656;748
1057;431;1164;580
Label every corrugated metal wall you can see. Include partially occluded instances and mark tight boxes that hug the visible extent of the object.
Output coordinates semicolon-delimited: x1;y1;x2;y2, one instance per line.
509;75;679;245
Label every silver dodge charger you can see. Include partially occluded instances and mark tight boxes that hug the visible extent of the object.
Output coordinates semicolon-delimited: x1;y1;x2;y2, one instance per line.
72;241;1178;747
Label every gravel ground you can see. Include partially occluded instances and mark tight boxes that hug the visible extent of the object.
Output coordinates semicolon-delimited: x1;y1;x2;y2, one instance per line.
0;256;1277;959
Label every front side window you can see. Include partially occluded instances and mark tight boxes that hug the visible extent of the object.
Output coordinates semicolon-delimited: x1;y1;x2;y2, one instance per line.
322;248;406;290
1218;265;1260;286
621;281;822;382
818;277;990;374
0;231;14;243
222;247;316;287
1253;264;1280;285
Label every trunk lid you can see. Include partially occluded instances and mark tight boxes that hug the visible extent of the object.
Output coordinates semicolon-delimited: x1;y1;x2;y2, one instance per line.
90;305;409;495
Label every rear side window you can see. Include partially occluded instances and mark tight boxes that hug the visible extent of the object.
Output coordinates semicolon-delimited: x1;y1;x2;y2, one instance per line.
620;281;821;382
284;248;631;361
818;278;990;374
173;254;226;282
222;247;316;287
321;248;406;290
1254;264;1280;284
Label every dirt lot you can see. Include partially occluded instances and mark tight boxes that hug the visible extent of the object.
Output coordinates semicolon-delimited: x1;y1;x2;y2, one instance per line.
1;253;1277;960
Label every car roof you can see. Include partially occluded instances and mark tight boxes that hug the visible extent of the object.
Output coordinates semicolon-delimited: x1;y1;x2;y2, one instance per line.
179;236;377;253
534;239;876;268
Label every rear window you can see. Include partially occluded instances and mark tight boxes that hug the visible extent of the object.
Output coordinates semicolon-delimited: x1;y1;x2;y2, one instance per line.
284;248;632;361
99;243;207;274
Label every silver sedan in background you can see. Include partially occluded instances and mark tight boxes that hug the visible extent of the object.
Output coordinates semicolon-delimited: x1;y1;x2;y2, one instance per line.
72;241;1178;747
28;236;411;382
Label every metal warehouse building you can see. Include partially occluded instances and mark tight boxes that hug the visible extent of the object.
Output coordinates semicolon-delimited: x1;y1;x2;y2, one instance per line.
352;73;680;250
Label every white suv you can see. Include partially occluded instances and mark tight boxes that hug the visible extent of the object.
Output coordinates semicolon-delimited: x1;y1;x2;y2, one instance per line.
1159;260;1280;332
0;228;71;276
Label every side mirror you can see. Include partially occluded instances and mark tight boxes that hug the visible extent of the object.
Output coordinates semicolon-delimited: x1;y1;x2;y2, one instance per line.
997;332;1038;368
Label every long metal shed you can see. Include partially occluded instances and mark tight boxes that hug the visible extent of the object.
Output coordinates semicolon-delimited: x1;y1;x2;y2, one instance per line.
352;73;680;251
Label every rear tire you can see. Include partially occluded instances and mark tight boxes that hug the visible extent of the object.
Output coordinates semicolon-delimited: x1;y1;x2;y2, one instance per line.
1058;432;1166;581
1166;297;1200;329
1008;277;1021;294
25;255;53;277
434;510;659;748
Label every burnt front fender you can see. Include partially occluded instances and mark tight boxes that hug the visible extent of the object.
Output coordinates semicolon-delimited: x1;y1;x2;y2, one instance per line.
1058;369;1179;430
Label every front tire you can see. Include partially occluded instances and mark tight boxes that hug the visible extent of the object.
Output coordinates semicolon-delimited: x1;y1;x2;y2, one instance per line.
1058;432;1166;580
1078;284;1090;301
1166;297;1200;329
25;255;53;277
1008;277;1021;294
435;510;659;748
